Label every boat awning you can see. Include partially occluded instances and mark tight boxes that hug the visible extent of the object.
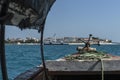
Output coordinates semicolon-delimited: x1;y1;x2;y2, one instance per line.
0;0;55;31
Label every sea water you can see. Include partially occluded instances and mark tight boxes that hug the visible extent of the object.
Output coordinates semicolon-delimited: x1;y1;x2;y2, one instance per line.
0;44;120;80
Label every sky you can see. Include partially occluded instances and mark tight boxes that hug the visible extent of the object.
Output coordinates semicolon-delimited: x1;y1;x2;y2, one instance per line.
6;0;120;42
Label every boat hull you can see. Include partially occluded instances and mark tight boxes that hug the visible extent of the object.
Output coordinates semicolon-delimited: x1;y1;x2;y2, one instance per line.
15;60;120;80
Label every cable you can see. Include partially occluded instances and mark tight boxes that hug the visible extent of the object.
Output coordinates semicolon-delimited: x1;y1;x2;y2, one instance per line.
100;57;104;80
40;20;49;80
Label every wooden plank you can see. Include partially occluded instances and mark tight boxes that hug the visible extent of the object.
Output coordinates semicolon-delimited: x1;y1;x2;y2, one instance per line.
45;60;120;72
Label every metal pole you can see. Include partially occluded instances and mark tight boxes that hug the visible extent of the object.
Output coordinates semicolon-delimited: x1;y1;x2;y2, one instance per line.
0;24;8;80
0;0;9;80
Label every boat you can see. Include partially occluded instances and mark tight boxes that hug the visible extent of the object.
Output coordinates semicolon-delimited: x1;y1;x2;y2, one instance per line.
14;34;120;80
14;49;120;80
14;35;120;80
44;41;65;45
0;0;120;80
17;42;21;45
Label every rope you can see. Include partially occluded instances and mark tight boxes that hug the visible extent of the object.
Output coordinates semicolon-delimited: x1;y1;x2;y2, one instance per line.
40;20;49;80
65;51;106;80
99;57;104;80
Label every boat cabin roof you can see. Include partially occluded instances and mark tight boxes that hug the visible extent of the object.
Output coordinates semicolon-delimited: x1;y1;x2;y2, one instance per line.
0;0;55;31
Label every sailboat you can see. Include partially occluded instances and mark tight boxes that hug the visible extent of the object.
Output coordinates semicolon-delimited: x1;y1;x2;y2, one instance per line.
0;0;120;80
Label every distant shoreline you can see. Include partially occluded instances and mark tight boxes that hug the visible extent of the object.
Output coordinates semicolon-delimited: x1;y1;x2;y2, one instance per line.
68;42;120;45
5;43;40;45
5;42;120;45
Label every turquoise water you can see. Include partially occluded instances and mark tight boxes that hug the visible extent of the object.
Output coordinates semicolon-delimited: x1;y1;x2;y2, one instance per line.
0;44;120;80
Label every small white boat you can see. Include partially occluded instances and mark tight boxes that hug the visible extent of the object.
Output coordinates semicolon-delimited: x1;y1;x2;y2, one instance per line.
17;42;21;45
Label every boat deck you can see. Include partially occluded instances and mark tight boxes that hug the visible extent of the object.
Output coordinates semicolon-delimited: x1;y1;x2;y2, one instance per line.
15;60;120;80
45;60;120;74
45;60;120;80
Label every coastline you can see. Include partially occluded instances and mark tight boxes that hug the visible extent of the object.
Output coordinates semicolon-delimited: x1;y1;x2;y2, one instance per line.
68;42;118;45
5;42;120;45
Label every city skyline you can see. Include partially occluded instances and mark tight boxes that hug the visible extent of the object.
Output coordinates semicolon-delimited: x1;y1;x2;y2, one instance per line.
6;0;120;42
5;36;112;44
